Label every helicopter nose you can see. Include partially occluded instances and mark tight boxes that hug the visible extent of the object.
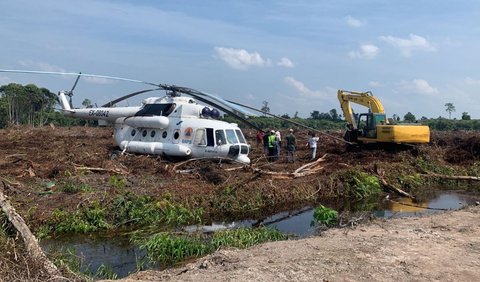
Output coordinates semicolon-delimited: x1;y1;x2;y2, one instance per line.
235;155;250;165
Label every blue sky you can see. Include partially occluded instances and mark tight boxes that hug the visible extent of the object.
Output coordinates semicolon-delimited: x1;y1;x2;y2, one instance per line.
1;0;479;119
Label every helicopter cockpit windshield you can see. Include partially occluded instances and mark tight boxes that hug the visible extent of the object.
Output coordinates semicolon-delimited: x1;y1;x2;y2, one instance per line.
135;103;176;117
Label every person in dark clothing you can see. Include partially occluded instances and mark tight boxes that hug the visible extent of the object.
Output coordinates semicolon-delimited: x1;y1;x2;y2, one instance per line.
262;130;270;156
285;129;296;163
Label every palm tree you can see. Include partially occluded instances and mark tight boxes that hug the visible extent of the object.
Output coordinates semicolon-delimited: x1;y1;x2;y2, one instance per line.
445;103;455;119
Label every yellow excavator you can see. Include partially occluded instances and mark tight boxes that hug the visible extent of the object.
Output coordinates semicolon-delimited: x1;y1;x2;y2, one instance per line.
338;90;430;144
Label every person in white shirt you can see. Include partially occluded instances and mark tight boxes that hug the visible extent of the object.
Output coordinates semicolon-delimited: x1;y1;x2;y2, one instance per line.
307;131;320;160
275;130;281;159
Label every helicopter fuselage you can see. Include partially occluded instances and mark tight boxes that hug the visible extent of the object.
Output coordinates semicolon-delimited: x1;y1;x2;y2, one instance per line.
58;91;251;164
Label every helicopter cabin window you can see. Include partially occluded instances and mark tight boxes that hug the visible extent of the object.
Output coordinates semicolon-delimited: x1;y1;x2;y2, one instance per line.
162;131;167;138
225;129;238;144
235;129;246;144
151;131;156;138
174;131;180;140
131;129;136;136
215;130;227;145
194;129;206;146
142;130;147;137
135;103;176;117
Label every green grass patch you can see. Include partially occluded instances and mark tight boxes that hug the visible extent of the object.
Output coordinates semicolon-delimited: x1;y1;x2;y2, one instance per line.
139;233;209;265
51;202;111;233
312;205;338;227
56;180;93;194
44;193;203;235
139;227;287;266
211;227;287;249
113;193;203;227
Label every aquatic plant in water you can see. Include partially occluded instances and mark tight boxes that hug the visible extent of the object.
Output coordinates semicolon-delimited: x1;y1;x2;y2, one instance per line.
139;227;287;265
139;233;209;265
312;205;338;227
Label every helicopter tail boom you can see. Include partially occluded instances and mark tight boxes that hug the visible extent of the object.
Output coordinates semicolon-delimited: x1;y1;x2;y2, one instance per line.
58;91;140;122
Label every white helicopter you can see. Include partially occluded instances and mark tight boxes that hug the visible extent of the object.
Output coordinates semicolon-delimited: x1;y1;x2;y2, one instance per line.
0;69;260;164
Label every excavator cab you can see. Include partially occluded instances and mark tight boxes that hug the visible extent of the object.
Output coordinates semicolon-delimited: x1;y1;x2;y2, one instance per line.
357;113;387;139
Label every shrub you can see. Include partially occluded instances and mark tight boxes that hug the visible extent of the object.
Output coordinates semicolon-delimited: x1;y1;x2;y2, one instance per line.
341;170;382;200
312;205;338;227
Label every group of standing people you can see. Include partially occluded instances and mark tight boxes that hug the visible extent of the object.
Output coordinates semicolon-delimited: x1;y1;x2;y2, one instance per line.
256;129;319;162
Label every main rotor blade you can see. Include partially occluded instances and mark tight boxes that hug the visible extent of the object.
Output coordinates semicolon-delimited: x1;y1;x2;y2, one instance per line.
179;89;262;131
226;100;353;144
0;69;159;87
101;88;161;107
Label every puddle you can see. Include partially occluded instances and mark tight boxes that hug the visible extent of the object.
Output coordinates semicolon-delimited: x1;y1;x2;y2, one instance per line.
41;190;479;278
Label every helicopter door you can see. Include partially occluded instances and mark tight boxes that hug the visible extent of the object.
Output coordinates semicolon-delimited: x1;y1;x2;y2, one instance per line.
206;128;215;147
202;128;219;158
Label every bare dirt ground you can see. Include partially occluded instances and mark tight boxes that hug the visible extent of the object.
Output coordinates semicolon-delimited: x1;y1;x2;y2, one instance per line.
121;205;480;282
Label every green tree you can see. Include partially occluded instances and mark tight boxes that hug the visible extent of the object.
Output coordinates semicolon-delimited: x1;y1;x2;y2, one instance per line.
404;112;416;122
461;112;471;120
82;98;93;108
310;110;320;119
0;83;57;127
260;101;270;116
445;103;455;119
329;109;339;121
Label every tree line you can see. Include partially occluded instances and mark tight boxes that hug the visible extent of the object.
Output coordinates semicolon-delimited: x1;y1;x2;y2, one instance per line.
0;83;88;128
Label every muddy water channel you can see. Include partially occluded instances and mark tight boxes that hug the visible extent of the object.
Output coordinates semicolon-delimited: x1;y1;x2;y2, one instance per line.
41;190;480;278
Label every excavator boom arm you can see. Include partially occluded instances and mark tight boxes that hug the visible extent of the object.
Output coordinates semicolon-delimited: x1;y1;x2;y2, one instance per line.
337;90;385;129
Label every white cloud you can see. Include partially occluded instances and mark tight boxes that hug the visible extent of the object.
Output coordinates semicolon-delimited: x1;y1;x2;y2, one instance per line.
284;76;327;99
214;47;270;70
277;57;295;68
345;16;365;28
464;77;480;85
379;34;435;57
368;81;382;87
348;44;379;59
398;79;439;96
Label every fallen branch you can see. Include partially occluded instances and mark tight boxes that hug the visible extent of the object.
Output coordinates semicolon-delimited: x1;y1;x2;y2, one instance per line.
378;176;415;199
375;166;415;199
293;154;327;174
73;165;128;175
0;186;64;280
420;173;480;181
